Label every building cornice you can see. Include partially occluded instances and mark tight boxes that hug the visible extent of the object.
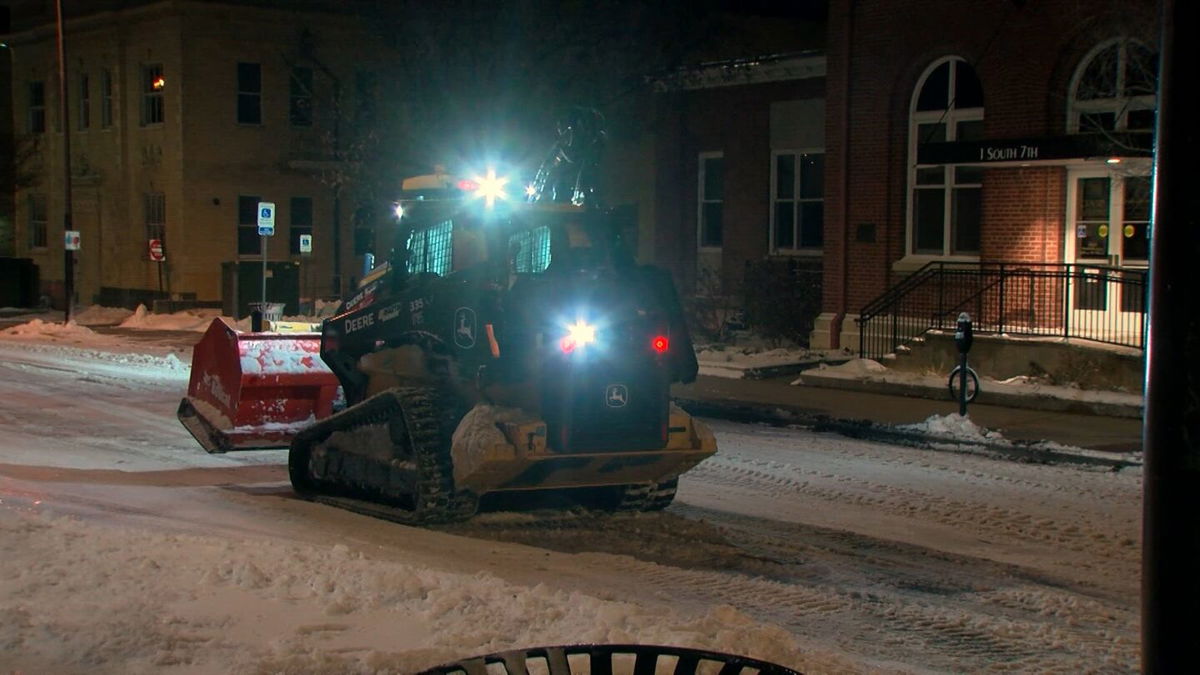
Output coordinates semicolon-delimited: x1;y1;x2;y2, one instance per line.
651;51;826;93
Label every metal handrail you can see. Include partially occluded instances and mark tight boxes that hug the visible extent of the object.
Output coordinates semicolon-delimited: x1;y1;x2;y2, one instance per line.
857;261;1147;359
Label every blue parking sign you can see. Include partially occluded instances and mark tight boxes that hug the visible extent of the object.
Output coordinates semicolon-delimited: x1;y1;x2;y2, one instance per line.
257;201;275;236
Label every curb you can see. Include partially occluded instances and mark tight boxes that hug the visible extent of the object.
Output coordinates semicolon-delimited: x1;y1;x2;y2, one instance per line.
673;396;1140;471
793;373;1143;419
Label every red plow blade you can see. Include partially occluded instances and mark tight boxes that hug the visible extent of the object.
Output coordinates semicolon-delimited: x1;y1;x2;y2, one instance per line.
177;318;342;453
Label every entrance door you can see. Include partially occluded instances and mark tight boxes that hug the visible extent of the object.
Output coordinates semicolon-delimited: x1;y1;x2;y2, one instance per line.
1065;168;1151;346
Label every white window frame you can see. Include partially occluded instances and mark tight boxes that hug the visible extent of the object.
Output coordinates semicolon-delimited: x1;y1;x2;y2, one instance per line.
141;63;165;126
236;62;262;126
1067;38;1157;135
697;151;724;251
770;148;824;255
905;56;984;262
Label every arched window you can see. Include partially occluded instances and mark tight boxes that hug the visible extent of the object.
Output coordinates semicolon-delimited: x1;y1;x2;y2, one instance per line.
908;57;984;256
1068;38;1157;134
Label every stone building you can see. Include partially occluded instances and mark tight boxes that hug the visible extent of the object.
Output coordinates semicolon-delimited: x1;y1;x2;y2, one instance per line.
2;0;393;313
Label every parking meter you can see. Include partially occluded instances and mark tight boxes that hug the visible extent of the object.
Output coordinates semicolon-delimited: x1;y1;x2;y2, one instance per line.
954;312;973;415
954;312;973;354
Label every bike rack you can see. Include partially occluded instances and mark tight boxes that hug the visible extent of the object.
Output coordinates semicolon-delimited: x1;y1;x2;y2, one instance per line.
417;643;801;674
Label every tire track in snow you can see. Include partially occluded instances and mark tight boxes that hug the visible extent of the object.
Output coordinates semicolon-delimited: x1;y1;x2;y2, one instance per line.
690;448;1139;570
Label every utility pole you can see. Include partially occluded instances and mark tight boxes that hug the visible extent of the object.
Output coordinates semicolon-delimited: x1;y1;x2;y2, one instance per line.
54;0;73;322
1142;0;1200;670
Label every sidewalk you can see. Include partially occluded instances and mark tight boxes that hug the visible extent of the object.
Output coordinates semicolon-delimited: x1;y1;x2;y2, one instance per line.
673;368;1144;468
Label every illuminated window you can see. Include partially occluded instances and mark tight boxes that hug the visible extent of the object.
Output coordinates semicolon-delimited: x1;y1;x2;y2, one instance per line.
100;69;113;128
237;62;261;125
141;63;164;125
509;225;551;273
27;81;46;134
771;151;824;251
238;195;262;255
28;193;48;249
144;193;166;244
290;67;313;127
698;152;723;248
77;73;90;130
290;197;313;255
908;57;984;256
407;220;452;276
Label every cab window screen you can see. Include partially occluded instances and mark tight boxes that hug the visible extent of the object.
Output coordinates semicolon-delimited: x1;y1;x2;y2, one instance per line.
509;225;551;273
407;219;453;276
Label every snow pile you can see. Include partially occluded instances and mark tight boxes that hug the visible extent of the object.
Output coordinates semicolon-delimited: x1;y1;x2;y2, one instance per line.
899;413;1008;444
72;304;135;326
0;318;99;340
696;345;836;379
0;510;810;674
119;304;218;331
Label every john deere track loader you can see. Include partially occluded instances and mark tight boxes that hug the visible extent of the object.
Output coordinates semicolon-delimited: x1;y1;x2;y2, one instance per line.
178;110;716;522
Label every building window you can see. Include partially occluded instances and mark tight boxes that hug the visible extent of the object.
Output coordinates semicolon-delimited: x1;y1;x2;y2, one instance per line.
290;67;313;127
771;151;824;251
908;57;984;256
28;81;46;134
354;69;376;126
237;62;262;125
698;152;724;248
100;69;113;128
144;193;166;244
28;193;48;249
1069;38;1157;134
289;197;313;255
78;73;90;130
141;63;165;125
238;195;262;255
406;220;452;276
353;207;374;256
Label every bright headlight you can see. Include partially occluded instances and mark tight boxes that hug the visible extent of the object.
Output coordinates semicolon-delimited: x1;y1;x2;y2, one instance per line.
559;320;597;354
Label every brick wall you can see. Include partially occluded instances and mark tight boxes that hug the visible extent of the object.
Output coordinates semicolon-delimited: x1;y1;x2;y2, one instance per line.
822;0;1157;346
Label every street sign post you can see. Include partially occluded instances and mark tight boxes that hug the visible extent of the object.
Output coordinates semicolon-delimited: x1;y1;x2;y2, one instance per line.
257;201;275;304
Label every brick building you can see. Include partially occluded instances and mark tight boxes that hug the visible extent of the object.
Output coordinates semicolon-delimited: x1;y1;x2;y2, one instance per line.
650;52;826;335
1;0;393;312
815;0;1158;353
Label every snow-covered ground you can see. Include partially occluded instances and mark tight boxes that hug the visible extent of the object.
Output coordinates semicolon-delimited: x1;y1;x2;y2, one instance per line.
0;309;1142;673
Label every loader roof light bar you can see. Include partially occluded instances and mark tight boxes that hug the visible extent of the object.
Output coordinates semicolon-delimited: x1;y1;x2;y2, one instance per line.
559;319;597;354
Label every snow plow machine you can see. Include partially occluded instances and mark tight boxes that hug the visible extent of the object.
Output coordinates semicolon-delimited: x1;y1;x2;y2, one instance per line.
178;114;717;523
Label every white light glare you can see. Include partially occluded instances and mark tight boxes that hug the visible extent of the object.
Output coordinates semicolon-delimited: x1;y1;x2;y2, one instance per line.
525;183;538;197
474;168;509;208
393;202;405;219
1106;157;1122;165
560;319;597;353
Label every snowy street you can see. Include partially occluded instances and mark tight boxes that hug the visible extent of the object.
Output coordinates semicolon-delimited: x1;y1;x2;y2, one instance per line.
0;333;1140;673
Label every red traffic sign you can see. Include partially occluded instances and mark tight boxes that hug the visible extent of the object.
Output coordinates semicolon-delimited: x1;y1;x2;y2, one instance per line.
148;239;165;262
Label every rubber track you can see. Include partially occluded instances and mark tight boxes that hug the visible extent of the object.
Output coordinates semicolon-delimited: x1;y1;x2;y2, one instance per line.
289;385;477;524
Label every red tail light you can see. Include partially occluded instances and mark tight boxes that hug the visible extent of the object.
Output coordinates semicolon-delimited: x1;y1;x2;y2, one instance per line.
560;336;577;353
651;335;669;353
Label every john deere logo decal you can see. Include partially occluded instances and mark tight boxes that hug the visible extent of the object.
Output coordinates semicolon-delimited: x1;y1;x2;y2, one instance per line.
454;307;476;349
605;384;628;408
